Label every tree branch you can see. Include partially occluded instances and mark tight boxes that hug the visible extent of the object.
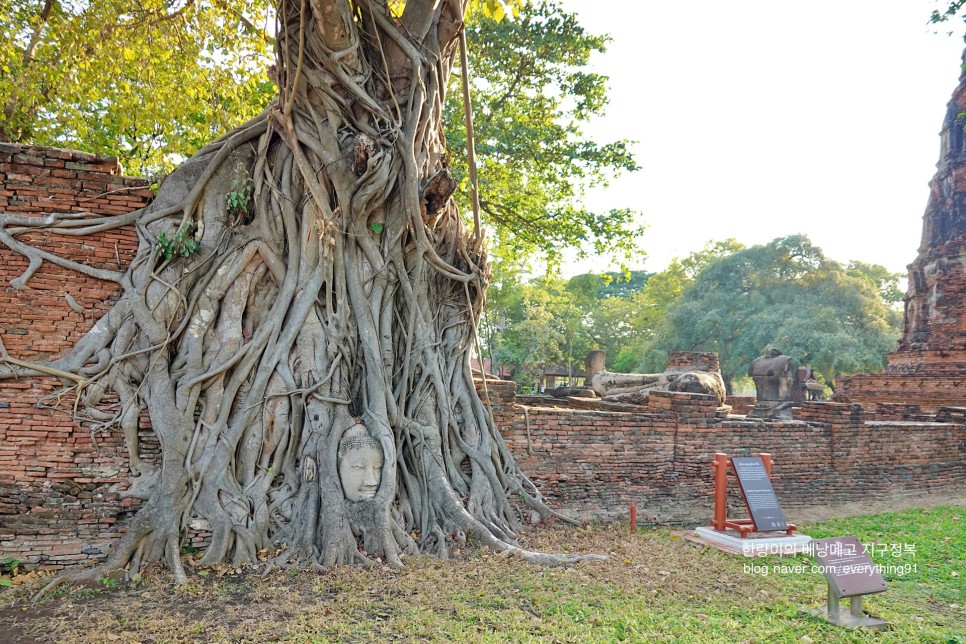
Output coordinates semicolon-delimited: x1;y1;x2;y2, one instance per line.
400;0;438;43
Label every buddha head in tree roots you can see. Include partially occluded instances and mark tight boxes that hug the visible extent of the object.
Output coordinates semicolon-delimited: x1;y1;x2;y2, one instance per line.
337;422;384;502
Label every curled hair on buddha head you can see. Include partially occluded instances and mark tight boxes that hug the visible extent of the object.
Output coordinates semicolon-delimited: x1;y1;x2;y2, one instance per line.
338;421;380;458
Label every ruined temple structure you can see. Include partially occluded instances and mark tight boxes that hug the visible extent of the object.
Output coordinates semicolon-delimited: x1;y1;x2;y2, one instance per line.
836;52;966;411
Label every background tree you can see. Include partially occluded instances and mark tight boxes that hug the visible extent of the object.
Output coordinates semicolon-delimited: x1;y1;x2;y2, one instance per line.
1;0;276;175
483;237;899;393
603;240;744;371
641;235;902;391
1;0;612;592
444;0;640;266
846;260;904;307
484;271;642;388
931;1;966;27
490;281;565;391
2;0;639;262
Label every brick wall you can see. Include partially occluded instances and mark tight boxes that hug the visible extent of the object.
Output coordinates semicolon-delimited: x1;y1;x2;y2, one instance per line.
725;395;756;415
494;384;966;524
0;144;150;568
835;371;966;412
0;143;146;361
666;351;720;374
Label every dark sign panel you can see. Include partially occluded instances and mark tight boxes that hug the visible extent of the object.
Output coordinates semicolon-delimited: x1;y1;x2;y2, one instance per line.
813;536;888;598
730;456;788;532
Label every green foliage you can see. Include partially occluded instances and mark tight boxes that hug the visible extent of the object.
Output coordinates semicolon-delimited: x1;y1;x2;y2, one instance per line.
157;223;199;261
931;1;966;24
597;240;743;373
1;556;19;575
485;236;903;391
3;0;640;274
470;0;524;22
446;1;641;266
225;178;254;222
486;279;567;389
483;269;652;386
148;172;168;196
0;0;275;175
643;235;902;389
846;260;904;307
0;556;17;587
3;0;638;269
575;270;650;299
483;241;751;382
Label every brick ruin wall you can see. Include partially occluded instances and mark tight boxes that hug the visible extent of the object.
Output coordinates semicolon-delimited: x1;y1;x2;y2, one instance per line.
666;351;719;373
0;145;964;569
0;144;150;568
836;369;966;412
836;67;966;410
836;233;966;410
485;381;966;524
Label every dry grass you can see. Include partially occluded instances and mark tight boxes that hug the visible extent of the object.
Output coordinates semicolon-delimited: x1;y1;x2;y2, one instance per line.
0;509;963;642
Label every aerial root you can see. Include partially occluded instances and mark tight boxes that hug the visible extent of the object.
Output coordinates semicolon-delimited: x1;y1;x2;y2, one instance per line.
30;562;122;604
465;518;608;567
515;488;581;527
499;548;609;566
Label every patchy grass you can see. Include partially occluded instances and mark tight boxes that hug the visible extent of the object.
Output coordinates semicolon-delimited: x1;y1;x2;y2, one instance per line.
0;506;963;642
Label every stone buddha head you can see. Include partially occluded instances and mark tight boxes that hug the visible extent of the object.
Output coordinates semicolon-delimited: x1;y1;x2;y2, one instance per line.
337;422;383;502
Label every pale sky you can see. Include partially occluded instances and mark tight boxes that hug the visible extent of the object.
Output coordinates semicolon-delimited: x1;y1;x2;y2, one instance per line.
559;0;966;276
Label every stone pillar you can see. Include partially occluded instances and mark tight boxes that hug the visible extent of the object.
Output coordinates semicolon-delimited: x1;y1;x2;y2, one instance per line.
584;351;606;381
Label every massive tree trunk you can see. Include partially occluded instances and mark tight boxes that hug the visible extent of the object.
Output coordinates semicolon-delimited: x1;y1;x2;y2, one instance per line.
1;0;588;588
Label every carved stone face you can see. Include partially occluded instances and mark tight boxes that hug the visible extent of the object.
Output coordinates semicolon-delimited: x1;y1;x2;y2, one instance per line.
338;444;383;502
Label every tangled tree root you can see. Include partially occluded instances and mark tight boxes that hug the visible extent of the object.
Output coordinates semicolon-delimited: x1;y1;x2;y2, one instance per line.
4;1;608;600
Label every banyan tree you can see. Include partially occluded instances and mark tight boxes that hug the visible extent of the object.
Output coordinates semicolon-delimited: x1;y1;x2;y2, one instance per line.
0;0;593;587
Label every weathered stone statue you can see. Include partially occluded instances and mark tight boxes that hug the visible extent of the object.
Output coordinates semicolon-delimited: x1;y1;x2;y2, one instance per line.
337;422;384;502
585;350;606;380
799;367;824;401
747;347;798;419
589;351;727;406
546;351;603;398
591;370;726;405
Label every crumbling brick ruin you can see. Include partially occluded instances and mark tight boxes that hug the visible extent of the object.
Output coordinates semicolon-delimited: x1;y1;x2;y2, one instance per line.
487;382;965;524
2;95;966;569
0;144;150;568
836;57;966;410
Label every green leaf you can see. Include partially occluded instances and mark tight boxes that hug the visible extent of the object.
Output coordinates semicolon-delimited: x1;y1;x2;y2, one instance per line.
370;222;384;234
445;2;638;266
0;578;12;587
3;1;275;175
